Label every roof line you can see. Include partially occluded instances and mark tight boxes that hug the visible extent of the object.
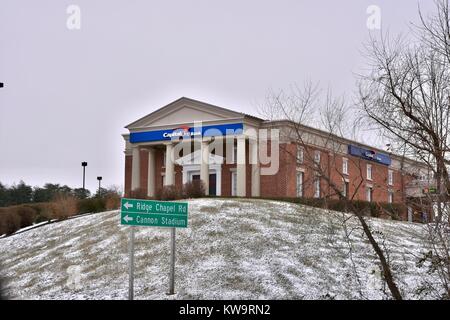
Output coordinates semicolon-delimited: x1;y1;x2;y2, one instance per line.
264;119;429;168
125;96;263;128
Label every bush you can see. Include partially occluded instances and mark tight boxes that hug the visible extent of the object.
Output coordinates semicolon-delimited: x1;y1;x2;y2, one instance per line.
51;194;78;220
0;209;21;235
127;188;148;200
155;185;183;201
34;203;55;223
78;198;106;214
14;206;37;228
105;193;121;210
183;180;205;198
380;203;407;220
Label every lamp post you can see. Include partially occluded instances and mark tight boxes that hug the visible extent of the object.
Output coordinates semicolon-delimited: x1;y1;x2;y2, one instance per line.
97;176;102;194
81;162;88;190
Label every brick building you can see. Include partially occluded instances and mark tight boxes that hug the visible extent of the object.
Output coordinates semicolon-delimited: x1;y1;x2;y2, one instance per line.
123;97;433;220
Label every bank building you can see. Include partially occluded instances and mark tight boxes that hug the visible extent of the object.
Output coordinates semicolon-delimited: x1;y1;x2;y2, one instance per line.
123;97;434;221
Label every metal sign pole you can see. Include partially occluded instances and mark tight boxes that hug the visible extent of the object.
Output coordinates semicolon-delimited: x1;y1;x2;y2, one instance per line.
128;226;135;300
168;227;176;295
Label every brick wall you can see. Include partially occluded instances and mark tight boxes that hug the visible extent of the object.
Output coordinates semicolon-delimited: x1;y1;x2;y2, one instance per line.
271;142;413;204
124;141;415;206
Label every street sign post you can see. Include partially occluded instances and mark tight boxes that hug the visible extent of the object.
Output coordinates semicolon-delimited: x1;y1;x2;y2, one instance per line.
120;198;188;299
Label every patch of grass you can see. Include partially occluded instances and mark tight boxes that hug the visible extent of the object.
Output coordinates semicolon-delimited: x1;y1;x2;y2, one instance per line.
206;230;225;238
220;202;241;210
199;206;219;214
237;223;259;234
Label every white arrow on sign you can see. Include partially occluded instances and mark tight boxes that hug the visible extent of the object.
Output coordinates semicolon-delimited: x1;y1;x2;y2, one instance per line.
124;202;133;210
123;215;133;223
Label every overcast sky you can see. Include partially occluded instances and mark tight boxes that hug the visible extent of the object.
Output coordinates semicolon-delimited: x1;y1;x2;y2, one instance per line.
0;0;437;193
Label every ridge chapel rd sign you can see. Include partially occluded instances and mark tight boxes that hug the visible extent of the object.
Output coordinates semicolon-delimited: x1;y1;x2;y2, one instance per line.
120;198;188;299
121;198;188;228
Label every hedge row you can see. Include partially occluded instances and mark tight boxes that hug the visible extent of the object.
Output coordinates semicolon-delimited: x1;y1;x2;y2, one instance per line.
0;194;121;236
201;195;407;221
257;197;407;220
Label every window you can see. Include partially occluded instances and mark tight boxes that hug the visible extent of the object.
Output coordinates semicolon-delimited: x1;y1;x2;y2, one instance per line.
388;170;393;186
407;207;413;222
388;191;394;203
314;150;321;165
231;144;238;164
297;147;304;164
366;187;373;202
367;164;372;180
231;172;237;196
343;181;349;198
314;177;321;198
296;172;304;197
342;158;348;175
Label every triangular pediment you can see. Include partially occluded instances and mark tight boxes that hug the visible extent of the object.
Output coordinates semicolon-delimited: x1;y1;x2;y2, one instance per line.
175;150;224;166
126;97;248;130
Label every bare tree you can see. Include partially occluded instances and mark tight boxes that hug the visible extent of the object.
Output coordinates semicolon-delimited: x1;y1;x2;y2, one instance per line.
358;0;450;298
259;83;403;300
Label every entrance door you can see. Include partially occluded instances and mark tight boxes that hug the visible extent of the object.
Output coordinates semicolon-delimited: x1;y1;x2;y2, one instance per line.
191;174;216;196
209;174;216;196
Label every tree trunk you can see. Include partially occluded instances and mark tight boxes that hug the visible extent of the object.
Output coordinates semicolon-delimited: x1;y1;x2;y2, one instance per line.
356;213;403;300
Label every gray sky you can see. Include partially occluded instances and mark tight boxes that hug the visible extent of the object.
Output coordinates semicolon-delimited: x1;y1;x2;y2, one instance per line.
0;0;437;193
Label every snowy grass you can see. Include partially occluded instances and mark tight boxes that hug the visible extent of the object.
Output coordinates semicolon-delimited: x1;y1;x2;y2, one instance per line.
0;198;438;300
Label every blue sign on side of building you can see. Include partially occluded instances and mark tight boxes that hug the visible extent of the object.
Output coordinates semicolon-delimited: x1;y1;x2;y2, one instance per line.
348;145;391;166
130;123;244;143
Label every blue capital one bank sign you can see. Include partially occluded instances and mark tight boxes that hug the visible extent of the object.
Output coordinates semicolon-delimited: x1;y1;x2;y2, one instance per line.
130;123;244;143
348;145;391;166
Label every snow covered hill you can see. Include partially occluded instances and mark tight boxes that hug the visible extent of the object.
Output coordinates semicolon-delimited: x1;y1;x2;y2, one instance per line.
0;198;436;299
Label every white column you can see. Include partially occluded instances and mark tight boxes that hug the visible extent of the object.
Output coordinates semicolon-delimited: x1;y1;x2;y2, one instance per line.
236;136;246;197
164;143;175;186
200;139;210;195
216;167;222;196
147;147;156;197
250;139;260;197
131;145;141;191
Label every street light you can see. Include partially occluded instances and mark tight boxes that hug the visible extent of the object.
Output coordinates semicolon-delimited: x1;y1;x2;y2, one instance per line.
81;162;88;190
97;176;102;193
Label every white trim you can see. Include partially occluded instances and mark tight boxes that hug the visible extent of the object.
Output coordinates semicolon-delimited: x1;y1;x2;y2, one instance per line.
296;171;304;197
297;146;304;164
366;164;373;181
366;187;373;202
342;157;349;175
388;191;394;203
388;169;394;186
